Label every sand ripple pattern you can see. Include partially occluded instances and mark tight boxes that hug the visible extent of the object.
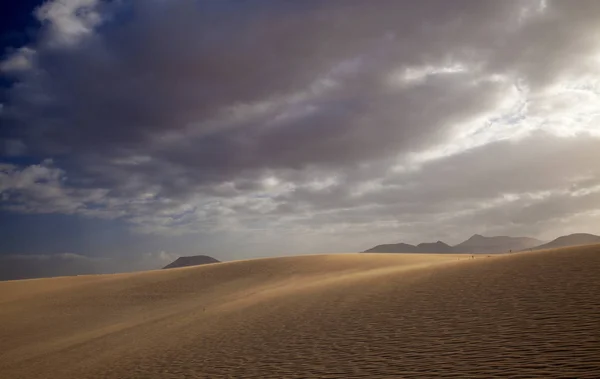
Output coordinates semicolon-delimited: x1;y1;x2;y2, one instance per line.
1;246;599;378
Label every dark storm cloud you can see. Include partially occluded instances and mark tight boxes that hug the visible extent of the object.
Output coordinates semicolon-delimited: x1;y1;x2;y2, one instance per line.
2;1;524;163
1;0;600;245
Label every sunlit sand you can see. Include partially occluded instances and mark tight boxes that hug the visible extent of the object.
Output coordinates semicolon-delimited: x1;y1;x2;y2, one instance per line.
1;246;599;378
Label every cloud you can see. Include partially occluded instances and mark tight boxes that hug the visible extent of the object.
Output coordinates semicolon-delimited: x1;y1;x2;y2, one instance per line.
0;159;109;215
0;47;36;74
1;0;600;252
35;0;104;46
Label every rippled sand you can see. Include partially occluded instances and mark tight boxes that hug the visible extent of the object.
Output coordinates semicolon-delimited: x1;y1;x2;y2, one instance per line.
1;246;599;378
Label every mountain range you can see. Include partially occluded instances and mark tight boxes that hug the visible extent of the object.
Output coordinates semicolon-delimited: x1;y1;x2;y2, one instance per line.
363;241;456;254
454;234;543;254
363;233;600;254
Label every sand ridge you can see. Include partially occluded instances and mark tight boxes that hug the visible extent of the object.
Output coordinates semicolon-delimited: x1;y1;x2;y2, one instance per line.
0;247;599;378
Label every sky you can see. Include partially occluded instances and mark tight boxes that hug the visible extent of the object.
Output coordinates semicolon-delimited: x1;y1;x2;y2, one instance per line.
1;0;600;278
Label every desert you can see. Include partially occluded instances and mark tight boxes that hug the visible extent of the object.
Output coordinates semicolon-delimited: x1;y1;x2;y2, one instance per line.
1;244;599;378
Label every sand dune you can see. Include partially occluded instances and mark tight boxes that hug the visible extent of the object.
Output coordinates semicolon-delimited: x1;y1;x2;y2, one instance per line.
1;247;599;378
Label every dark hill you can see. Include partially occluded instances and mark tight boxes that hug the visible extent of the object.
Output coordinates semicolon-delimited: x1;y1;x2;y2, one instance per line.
162;255;220;269
364;241;456;254
531;233;600;251
364;234;544;254
453;234;543;254
417;241;456;253
363;243;418;253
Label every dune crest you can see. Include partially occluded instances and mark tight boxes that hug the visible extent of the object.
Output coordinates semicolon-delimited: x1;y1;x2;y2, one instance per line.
1;247;599;378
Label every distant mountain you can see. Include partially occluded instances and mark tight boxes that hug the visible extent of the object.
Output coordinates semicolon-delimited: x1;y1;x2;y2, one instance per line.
364;234;543;254
453;234;543;254
416;241;456;253
162;255;220;269
364;241;456;254
364;243;418;253
530;233;600;251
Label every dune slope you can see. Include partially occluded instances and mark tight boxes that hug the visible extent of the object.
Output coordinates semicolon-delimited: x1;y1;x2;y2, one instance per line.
0;247;599;378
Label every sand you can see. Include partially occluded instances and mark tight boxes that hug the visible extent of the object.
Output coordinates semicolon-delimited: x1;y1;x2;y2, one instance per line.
0;246;599;378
